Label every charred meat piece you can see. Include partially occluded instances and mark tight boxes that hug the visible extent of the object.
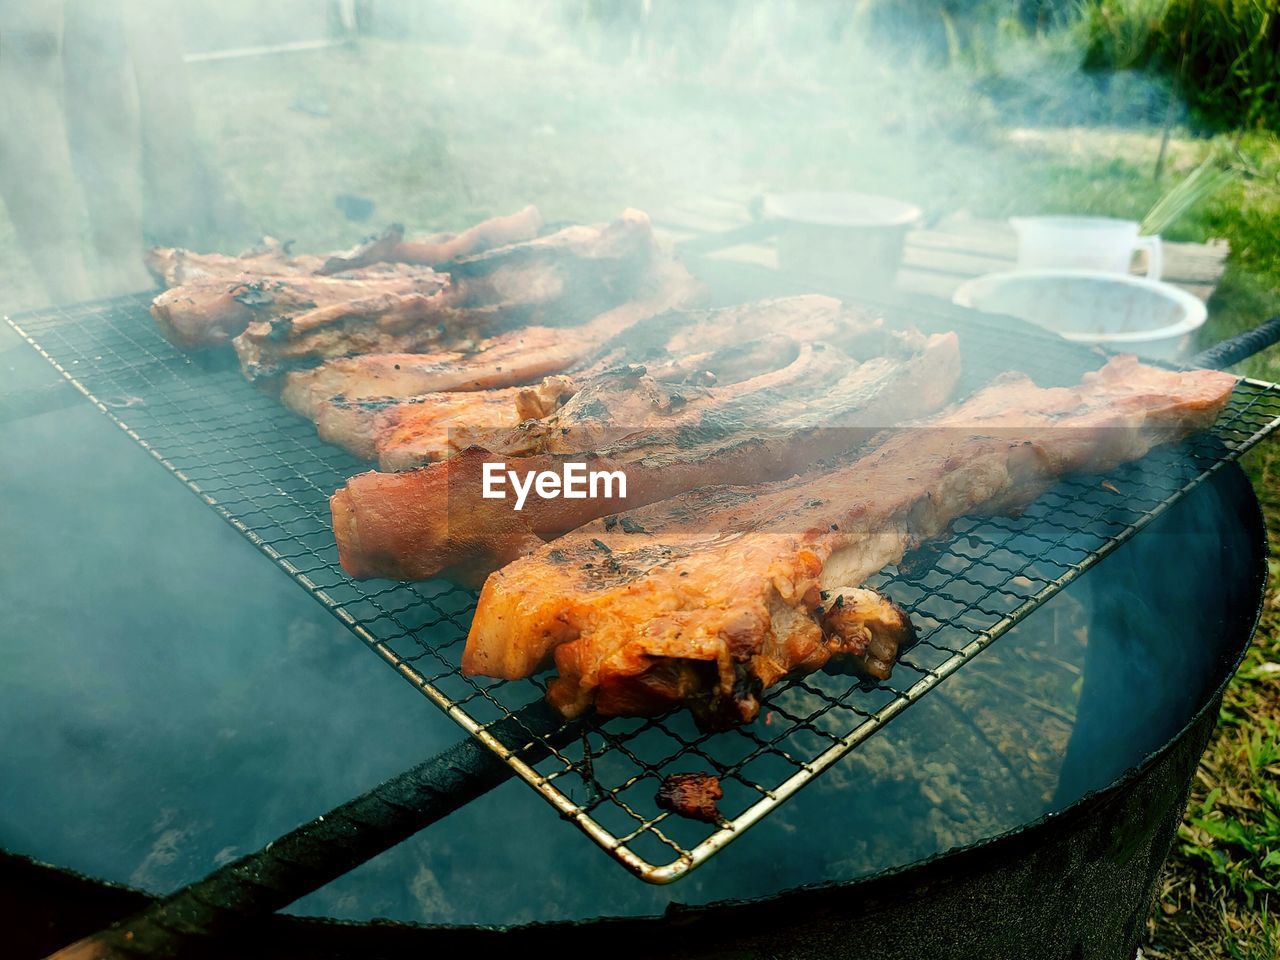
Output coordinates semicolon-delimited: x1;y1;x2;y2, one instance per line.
817;588;917;681
316;206;543;275
656;773;724;824
329;321;961;583
151;271;448;350
444;207;653;281
462;356;1237;727
282;331;585;422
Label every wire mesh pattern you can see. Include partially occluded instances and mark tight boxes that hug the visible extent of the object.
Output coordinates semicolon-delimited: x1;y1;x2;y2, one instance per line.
8;292;1280;884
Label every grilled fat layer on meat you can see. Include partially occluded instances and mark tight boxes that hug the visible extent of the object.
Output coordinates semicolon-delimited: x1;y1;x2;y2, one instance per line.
462;356;1237;728
232;209;663;383
279;254;704;420
329;321;962;584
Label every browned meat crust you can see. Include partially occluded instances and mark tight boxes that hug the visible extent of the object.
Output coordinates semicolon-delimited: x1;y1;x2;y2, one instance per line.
149;208;542;288
462;356;1237;728
816;587;917;681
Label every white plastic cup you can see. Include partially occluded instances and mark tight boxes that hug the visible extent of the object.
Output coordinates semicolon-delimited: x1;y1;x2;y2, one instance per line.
1009;216;1162;280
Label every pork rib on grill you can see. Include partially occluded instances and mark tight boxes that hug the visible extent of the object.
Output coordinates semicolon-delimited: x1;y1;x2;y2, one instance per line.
148;207;542;287
315;205;543;275
146;237;324;287
150;270;450;351
329;311;962;584
461;356;1237;728
148;207;543;350
340;335;817;472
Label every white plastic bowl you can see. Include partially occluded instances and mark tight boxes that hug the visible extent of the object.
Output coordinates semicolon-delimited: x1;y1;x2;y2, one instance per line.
952;270;1207;361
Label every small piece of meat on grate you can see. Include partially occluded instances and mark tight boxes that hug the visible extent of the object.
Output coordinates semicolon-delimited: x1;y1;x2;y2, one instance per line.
657;773;724;824
462;356;1238;728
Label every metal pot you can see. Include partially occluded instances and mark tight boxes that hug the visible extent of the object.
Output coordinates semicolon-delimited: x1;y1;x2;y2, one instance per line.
759;191;922;293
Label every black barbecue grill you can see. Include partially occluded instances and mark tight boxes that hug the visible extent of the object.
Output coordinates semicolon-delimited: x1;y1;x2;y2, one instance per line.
7;258;1280;958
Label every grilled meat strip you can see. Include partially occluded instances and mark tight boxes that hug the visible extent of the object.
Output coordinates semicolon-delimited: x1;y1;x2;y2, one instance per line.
150;208;542;287
381;340;839;471
462;355;1236;728
317;376;578;462
329;323;961;583
283;327;593;421
232;209;666;384
323;333;804;470
317;206;543;275
151;270;448;350
146;237;323;287
656;773;724;824
279;254;703;420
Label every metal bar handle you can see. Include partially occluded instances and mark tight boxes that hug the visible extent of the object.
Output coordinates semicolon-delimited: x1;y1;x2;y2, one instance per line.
1191;314;1280;370
46;702;572;960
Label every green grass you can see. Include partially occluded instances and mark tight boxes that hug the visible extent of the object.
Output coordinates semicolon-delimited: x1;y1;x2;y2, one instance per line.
1144;460;1280;958
1082;0;1280;131
1;34;1278;955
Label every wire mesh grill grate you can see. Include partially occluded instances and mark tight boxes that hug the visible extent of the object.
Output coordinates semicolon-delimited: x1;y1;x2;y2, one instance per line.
8;291;1280;883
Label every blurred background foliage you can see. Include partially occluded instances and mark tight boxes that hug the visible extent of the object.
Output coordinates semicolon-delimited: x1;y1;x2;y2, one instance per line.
866;0;1279;131
561;1;1280;131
